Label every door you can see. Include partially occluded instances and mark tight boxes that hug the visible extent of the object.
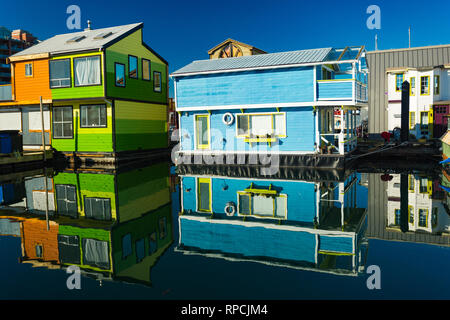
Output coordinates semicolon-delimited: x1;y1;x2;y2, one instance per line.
195;114;210;149
433;105;449;138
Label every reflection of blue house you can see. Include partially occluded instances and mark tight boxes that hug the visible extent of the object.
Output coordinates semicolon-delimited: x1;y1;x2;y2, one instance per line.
171;46;368;167
177;171;369;275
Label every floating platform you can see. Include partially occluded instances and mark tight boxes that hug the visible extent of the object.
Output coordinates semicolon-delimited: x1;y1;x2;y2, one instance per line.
0;150;53;174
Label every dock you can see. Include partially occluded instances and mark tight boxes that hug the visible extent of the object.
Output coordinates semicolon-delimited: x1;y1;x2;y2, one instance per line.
0;150;53;173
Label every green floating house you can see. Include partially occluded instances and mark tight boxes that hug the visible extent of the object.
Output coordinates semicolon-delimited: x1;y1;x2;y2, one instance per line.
7;22;169;161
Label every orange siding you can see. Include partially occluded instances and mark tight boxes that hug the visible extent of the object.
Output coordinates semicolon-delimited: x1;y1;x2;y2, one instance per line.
21;218;59;263
13;59;51;103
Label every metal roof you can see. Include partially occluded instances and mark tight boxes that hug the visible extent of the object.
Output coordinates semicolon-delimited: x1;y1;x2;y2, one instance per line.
10;23;143;57
172;47;334;76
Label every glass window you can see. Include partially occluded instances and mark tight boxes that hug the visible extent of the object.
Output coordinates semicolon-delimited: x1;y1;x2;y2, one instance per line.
153;71;161;92
35;245;43;258
195;115;209;149
418;209;428;227
25;63;33;76
122;234;132;259
58;235;80;264
197;178;211;212
84;197;111;220
237;114;249;137
408;206;414;224
394;209;401;226
115;63;125;87
434;75;440;94
142;59;151;81
238;193;251;215
395;74;403;91
82;238;110;270
409;112;415;130
420;112;429;129
53;106;73;139
80;104;107;128
420;76;429;95
238;192;287;219
73;56;101;86
236;113;286;137
50;59;71;88
408;174;415;191
419;178;428;193
128;55;138;78
55;184;77;218
410;77;415;96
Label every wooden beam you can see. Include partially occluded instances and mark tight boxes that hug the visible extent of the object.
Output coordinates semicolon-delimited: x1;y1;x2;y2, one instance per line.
7;53;50;63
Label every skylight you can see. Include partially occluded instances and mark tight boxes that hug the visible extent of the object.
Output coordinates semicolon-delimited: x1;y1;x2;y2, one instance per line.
66;35;86;43
93;32;113;40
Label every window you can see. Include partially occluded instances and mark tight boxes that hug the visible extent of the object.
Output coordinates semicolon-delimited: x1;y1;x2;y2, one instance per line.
322;68;332;80
25;63;33;77
195;115;210;149
236;113;286;138
128;55;138;79
419;178;428;193
58;235;80;264
410;77;415;96
35;245;43;258
153;71;162;92
49;59;71;88
115;63;125;87
395;74;404;91
434;75;440;95
122;234;132;259
80;104;107;128
420;112;429;130
197;178;211;212
408;174;415;191
408;206;414;224
73;56;101;86
52;106;73;139
142;58;151;81
238;192;287;219
418;209;428;227
420;76;430;95
82;238;110;270
394;209;401;226
55;184;77;218
84;197;111;221
409;112;415;130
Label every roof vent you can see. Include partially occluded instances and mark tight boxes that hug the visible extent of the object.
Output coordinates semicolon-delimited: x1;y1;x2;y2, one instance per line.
66;35;86;43
93;31;113;40
84;20;92;31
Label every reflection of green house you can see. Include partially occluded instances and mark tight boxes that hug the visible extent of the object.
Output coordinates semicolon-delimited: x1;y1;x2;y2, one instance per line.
53;162;170;223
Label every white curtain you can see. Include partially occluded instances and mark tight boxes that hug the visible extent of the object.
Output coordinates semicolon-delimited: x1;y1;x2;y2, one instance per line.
251;115;272;136
84;239;109;265
75;56;100;86
252;195;274;216
273;114;286;136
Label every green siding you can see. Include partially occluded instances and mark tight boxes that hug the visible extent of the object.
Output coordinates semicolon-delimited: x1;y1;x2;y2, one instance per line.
105;29;167;103
444;142;450;159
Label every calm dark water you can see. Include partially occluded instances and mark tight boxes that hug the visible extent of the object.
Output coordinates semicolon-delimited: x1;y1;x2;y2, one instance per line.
0;162;449;300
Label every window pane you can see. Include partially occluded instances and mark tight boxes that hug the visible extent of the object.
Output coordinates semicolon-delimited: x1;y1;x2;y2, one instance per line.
115;64;125;86
74;56;101;86
274;114;286;136
80;105;106;127
251;114;272;136
122;234;132;258
198;181;210;211
239;194;250;215
142;59;151;80
53;108;62;122
62;107;72;121
83;238;110;270
50;59;71;87
129;56;137;78
63;123;73;138
252;195;274;216
237;115;249;136
275;196;287;218
53;123;63;138
154;72;161;91
196;116;209;146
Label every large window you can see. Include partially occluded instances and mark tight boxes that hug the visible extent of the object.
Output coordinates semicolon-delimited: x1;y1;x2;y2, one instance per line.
55;184;77;218
115;63;125;87
82;238;110;270
142;59;151;81
395;74;404;91
153;71;161;92
84;197;111;221
128;55;138;79
420;76;430;95
236;113;286;138
434;75;440;95
195;115;210;149
73;56;101;86
49;59;71;88
197;178;211;212
52;106;73;139
80;104;107;128
238;192;287;219
410;77;415;96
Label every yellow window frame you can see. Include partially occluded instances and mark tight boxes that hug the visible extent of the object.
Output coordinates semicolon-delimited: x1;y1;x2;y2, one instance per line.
408;205;414;224
197;178;212;213
395;73;404;92
195;114;210;150
408;174;415;192
434;75;440;95
418;208;429;227
236;112;287;139
237;191;287;219
410;77;415;96
409;112;415;130
420;76;430;96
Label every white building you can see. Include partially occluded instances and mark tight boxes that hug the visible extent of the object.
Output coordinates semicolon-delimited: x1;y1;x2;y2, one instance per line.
387;65;450;139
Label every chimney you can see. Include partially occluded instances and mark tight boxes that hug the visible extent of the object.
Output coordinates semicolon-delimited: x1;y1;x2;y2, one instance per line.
84;20;92;31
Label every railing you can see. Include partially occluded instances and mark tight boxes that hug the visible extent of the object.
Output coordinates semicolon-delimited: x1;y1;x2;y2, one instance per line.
319;132;357;155
0;84;12;101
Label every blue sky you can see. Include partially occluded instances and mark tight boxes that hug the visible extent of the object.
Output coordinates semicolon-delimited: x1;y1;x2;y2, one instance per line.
1;0;449;93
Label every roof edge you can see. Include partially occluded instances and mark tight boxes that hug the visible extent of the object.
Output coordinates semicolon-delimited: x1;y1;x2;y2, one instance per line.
207;38;266;55
368;44;450;54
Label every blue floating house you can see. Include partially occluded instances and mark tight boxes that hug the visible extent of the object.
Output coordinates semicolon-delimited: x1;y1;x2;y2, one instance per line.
177;170;369;275
171;46;368;167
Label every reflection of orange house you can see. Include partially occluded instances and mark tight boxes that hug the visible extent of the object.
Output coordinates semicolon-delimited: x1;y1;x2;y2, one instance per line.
208;38;266;59
20;217;59;263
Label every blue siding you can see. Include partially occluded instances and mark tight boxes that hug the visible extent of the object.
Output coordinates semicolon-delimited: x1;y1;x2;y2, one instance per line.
319;235;354;253
180;218;317;263
181;176;317;223
317;81;353;99
176;67;315;108
180;107;316;152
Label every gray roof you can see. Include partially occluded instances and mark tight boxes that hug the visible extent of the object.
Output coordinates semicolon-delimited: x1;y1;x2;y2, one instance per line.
10;23;143;57
172;47;333;76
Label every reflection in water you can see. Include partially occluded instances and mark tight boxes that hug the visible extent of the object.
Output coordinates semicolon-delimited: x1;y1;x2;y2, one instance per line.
0;162;173;287
177;170;369;276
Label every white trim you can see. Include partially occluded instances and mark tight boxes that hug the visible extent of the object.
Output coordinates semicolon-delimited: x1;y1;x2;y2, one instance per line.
180;215;356;236
314;234;319;264
170;59;359;78
193;113;211;151
313;65;317;102
176;100;365;112
180;178;184;213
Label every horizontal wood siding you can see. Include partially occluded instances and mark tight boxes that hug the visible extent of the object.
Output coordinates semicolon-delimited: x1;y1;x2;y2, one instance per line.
319;235;354;253
105;29;167;104
50;52;105;100
51;100;113;152
317;81;353;99
13;59;52;103
114;99;168;152
176;66;315;108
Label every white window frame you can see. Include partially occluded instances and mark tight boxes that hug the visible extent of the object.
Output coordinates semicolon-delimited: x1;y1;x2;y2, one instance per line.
235;112;286;138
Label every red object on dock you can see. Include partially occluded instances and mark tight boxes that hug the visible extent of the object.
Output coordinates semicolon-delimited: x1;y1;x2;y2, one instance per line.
381;131;393;142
